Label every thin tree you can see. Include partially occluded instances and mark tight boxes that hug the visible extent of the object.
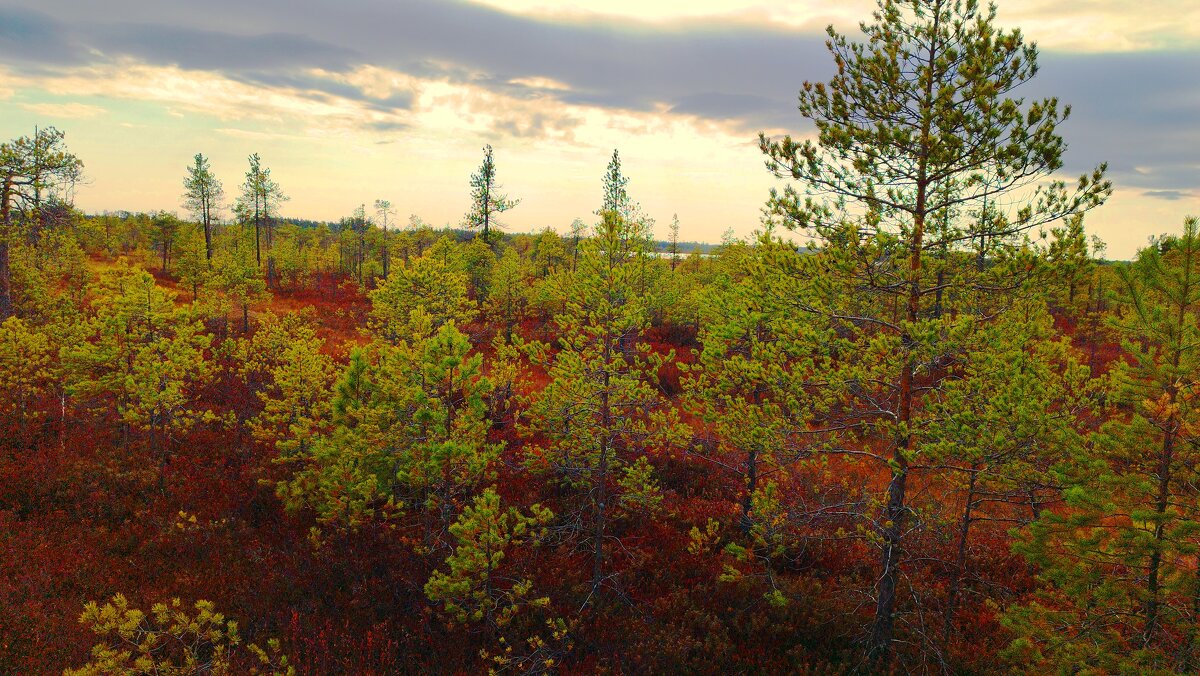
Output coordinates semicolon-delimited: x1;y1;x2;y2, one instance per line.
375;199;395;280
668;213;681;271
758;0;1110;662
599;149;630;219
182;152;223;265
235;153;288;279
0;127;83;320
464;145;519;245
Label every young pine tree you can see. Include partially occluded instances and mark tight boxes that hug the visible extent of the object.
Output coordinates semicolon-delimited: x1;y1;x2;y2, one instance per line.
464;145;519;245
522;211;686;603
280;320;499;550
757;0;1110;660
1006;218;1200;672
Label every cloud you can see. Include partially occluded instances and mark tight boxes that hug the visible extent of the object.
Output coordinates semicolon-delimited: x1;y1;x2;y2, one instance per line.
4;61;414;138
1143;190;1192;201
0;2;826;128
1;0;1197;194
19;101;106;118
1027;50;1200;191
92;24;358;73
0;6;86;65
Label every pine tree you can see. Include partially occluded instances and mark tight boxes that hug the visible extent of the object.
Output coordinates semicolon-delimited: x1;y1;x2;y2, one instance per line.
425;488;571;671
374;198;395;279
210;235;269;333
425;487;553;626
174;226;208;302
368;237;478;343
234;153;288;279
149;212;181;274
464;145;519;245
0;127;83;320
67;595;293;676
522;210;686;602
63;266;216;480
486;246;528;342
599;149;630;219
680;239;832;605
239;311;336;458
668;213;681;271
1006;218;1200;672
181;152;223;264
921;301;1090;648
757;0;1110;660
0;316;53;449
280;321;499;548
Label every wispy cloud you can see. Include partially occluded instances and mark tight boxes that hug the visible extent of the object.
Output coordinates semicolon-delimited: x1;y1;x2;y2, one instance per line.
19;101;106;118
1144;189;1193;201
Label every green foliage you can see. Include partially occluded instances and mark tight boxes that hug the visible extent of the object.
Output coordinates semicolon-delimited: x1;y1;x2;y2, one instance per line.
281;321;499;545
0;316;53;445
368;236;478;342
425;487;553;626
239;311;336;457
756;0;1110;658
464;144;519;244
174;226;209;301
64;265;217;452
425;487;573;673
1006;218;1200;672
486;246;529;340
208;232;270;332
522;211;687;595
182;152;223;263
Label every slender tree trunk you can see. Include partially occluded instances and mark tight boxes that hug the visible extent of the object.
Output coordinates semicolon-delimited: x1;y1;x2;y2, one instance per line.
591;342;612;602
1;175;13;320
1147;259;1192;645
203;209;213;266
254;205;262;266
741;448;758;534
868;11;941;658
944;465;980;642
1143;426;1173;646
869;142;929;668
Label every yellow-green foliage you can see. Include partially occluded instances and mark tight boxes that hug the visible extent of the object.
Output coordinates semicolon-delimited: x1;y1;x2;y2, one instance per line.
64;266;217;448
65;594;293;676
368;236;477;343
425;487;553;626
0;316;53;439
280;321;499;543
238;311;336;456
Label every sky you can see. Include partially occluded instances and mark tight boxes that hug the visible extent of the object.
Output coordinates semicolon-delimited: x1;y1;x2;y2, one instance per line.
1;0;1197;258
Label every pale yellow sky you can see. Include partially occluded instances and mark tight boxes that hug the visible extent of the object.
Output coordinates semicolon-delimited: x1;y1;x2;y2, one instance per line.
1;0;1197;257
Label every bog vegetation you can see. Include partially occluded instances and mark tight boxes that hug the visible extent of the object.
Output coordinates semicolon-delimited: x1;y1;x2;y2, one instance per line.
2;0;1196;673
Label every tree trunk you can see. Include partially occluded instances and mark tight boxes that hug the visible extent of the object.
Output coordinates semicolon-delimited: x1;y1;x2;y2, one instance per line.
1;175;13;320
869;139;929;666
591;341;613;602
1143;425;1173;646
741;448;758;534
254;208;262;266
944;465;979;642
203;209;213;266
